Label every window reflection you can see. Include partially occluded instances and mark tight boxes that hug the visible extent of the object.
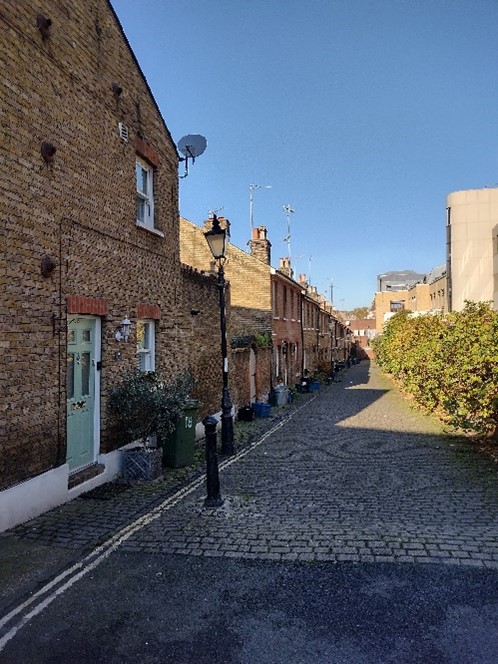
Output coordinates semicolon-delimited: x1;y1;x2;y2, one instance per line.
137;321;153;372
81;352;90;396
136;163;148;195
67;354;75;399
136;321;147;350
136;198;146;223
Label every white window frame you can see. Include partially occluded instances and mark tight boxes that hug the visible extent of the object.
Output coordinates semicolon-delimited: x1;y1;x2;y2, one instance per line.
136;158;155;229
136;320;155;372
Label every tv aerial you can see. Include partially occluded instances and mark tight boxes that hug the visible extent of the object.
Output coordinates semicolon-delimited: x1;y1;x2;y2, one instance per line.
208;206;224;218
283;203;294;262
177;134;207;178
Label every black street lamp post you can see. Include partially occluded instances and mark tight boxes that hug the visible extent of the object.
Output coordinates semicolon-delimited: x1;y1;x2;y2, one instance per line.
204;215;235;456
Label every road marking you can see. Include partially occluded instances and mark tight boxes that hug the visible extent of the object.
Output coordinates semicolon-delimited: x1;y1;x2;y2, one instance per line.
0;396;317;651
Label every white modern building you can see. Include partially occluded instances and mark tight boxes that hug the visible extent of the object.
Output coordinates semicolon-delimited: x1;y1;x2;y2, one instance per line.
446;187;498;311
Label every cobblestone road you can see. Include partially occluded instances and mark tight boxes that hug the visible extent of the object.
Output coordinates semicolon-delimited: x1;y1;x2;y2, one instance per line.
120;362;498;567
5;362;498;571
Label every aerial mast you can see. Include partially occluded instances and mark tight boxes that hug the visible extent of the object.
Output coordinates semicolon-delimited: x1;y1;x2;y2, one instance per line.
249;183;271;235
283;203;294;264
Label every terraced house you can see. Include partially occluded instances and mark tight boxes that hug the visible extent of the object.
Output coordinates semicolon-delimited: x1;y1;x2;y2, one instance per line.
180;218;350;397
1;0;220;530
180;217;273;404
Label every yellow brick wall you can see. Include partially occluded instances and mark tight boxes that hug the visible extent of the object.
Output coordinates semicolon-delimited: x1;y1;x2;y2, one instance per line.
407;283;431;311
374;291;409;333
1;0;217;488
429;275;447;311
180;217;272;334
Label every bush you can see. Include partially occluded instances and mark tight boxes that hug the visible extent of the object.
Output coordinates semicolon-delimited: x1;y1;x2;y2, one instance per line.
373;302;498;437
109;370;193;447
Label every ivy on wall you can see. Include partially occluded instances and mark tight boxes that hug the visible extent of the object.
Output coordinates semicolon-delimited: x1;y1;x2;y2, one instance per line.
373;302;498;437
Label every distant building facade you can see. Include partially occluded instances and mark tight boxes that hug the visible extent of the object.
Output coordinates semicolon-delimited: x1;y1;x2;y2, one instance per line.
374;263;447;332
377;270;426;292
407;283;431;313
346;318;376;359
446;188;498;311
374;290;409;333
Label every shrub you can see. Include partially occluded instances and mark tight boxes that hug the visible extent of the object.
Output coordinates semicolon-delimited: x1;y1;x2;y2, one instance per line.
373;302;498;437
109;370;193;447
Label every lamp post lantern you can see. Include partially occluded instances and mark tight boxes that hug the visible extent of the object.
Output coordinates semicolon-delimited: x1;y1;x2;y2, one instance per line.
204;214;235;456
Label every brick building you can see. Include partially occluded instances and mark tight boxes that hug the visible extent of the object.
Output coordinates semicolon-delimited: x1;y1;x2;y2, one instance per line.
181;220;351;395
271;260;303;387
1;0;220;530
374;290;409;333
346;318;376;359
407;283;431;313
180;217;273;404
297;276;349;377
429;271;447;313
374;264;447;334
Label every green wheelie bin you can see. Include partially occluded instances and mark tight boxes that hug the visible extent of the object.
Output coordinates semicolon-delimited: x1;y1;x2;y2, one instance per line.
162;399;201;468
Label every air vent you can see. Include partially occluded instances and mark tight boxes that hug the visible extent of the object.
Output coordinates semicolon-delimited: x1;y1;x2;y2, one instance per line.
118;122;129;142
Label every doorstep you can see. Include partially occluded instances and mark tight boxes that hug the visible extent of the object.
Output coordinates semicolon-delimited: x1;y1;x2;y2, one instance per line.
68;463;105;490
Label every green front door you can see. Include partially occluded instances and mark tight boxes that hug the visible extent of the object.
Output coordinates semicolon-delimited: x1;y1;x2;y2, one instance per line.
66;318;96;471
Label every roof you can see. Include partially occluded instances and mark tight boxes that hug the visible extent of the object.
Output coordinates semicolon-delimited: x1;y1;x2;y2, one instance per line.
425;264;446;284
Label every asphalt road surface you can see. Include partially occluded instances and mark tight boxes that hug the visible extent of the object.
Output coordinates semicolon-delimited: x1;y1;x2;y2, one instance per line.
2;553;498;663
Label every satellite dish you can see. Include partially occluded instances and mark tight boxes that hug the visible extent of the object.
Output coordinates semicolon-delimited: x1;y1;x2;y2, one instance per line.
178;134;207;159
177;135;207;178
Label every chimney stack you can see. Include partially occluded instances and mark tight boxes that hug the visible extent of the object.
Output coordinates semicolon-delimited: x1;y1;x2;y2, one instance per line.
249;225;271;265
278;257;293;278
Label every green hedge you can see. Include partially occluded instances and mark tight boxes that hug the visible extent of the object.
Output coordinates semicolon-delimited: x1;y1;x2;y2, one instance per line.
372;302;498;436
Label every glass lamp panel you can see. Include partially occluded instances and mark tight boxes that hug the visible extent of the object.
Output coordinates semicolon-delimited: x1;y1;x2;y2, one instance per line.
205;230;226;259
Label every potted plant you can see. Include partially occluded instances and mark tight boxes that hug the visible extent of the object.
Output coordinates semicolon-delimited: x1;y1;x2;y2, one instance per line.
109;370;194;481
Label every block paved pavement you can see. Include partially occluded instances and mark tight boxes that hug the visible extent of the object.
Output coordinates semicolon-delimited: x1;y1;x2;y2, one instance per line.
2;359;498;601
120;362;498;568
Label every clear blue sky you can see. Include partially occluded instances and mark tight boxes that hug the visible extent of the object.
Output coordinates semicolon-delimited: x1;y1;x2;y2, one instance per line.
111;0;498;309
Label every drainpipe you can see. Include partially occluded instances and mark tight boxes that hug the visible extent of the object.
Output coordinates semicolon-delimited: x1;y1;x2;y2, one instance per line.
56;216;63;465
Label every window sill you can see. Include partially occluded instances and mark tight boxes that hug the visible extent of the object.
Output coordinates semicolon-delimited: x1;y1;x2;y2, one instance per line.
136;222;165;238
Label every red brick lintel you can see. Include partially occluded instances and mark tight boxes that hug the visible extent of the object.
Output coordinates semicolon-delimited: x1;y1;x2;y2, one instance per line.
137;304;161;320
67;296;108;316
135;137;159;168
